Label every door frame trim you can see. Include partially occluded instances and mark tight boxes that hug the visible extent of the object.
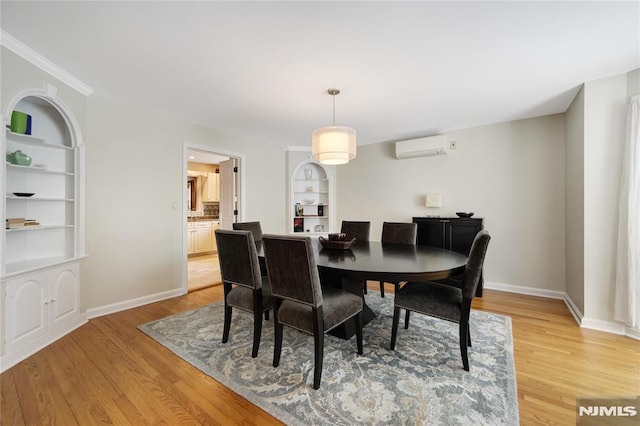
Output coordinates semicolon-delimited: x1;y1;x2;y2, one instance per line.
182;141;246;293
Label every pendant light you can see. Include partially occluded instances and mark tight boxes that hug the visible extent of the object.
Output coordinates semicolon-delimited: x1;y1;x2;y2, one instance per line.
312;89;357;165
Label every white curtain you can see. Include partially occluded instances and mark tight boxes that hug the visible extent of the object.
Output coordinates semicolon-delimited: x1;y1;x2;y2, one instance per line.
615;95;640;329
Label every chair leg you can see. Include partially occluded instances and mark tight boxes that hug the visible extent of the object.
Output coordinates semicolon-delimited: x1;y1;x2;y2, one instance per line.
273;300;283;367
264;310;270;321
467;323;472;347
222;304;232;343
379;281;385;297
312;307;324;390
354;312;363;355
252;307;263;358
363;281;368;294
404;310;410;329
390;306;401;350
460;321;470;371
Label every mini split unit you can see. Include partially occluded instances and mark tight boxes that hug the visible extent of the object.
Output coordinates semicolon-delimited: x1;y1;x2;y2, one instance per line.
394;134;449;159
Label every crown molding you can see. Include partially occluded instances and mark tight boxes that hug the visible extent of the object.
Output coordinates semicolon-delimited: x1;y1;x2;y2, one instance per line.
1;30;94;96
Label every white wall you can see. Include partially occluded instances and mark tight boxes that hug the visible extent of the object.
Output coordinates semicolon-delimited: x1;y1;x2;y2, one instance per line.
84;96;286;311
336;115;567;292
565;86;585;313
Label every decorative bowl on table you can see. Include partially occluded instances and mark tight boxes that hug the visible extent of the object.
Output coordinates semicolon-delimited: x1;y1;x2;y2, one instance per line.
456;212;474;218
319;233;356;250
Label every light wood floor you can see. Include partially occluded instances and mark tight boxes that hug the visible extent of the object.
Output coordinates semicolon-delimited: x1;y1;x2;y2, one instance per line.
188;253;221;291
1;284;638;425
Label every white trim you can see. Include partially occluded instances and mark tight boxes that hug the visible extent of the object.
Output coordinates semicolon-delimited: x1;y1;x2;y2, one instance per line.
486;280;640;339
287;145;312;152
563;293;584;327
0;30;94;96
484;280;565;299
0;314;87;373
625;327;640;341
580;317;626;336
86;288;185;319
182;141;246;293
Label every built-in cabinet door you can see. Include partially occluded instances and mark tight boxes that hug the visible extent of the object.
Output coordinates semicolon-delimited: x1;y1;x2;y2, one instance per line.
4;272;49;348
50;265;80;330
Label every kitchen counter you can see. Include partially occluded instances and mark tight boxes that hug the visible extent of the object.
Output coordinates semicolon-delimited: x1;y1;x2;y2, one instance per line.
188;216;219;222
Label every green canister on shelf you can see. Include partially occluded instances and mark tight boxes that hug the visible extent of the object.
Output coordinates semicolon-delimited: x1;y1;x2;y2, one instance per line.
10;110;32;135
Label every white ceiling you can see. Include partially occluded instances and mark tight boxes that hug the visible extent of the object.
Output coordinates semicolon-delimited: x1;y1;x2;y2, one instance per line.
1;1;638;148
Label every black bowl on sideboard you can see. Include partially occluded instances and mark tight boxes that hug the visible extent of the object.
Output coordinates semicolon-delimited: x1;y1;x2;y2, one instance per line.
455;212;474;218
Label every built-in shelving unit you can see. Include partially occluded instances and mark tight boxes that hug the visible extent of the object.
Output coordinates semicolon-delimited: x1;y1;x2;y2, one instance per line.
1;92;86;372
290;160;331;234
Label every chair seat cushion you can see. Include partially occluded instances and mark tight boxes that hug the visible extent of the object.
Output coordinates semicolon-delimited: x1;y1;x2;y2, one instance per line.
278;286;363;334
395;281;463;323
227;276;273;312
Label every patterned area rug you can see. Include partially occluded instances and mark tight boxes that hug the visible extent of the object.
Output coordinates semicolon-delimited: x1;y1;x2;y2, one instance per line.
139;293;519;425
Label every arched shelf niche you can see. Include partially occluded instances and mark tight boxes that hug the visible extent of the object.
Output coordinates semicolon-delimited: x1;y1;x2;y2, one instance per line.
289;159;334;234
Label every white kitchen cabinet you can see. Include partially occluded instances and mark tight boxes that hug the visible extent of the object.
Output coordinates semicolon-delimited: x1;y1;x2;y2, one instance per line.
187;221;215;255
203;172;220;202
1;90;86;372
211;222;219;253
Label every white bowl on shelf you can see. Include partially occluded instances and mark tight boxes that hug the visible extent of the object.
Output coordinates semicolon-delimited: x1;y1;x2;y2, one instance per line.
303;199;315;205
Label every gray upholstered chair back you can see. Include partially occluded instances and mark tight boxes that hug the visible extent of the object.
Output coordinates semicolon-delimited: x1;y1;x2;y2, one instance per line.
262;235;322;307
381;222;417;245
462;230;491;299
232;221;263;241
340;221;371;241
216;229;263;290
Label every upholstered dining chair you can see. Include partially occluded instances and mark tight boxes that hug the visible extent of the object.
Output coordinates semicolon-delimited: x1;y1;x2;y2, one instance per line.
215;229;273;358
390;229;491;371
262;234;364;390
379;222;418;297
232;221;263;242
340;220;371;242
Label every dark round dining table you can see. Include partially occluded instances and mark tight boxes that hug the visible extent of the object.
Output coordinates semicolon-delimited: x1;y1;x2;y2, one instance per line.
258;238;468;339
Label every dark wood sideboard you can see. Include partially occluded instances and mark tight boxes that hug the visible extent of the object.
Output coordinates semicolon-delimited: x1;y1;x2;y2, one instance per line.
412;217;485;296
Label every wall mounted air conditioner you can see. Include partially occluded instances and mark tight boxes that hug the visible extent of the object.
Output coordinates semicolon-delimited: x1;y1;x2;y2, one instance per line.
394;134;449;159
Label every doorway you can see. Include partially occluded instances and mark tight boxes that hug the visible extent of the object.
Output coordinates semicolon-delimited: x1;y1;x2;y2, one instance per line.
183;143;244;292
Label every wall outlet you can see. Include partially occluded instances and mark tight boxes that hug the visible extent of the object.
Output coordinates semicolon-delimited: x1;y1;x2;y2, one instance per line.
449;140;457;150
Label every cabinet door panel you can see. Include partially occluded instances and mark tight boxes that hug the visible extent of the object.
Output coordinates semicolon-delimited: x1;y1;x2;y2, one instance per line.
448;221;481;255
414;218;446;248
51;266;79;324
5;275;48;346
194;227;212;253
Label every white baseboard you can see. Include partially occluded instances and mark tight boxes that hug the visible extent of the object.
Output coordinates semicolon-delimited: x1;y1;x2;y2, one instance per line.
86;288;186;319
580;317;626;335
485;281;639;339
484;280;566;299
562;293;584;326
624;327;640;341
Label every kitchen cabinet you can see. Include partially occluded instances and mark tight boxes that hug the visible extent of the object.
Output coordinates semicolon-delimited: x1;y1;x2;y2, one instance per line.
2;91;86;372
187;221;218;255
290;161;331;234
412;217;485;296
203;172;220;202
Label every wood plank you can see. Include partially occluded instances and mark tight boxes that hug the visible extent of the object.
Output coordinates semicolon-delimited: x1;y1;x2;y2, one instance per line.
1;285;638;425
